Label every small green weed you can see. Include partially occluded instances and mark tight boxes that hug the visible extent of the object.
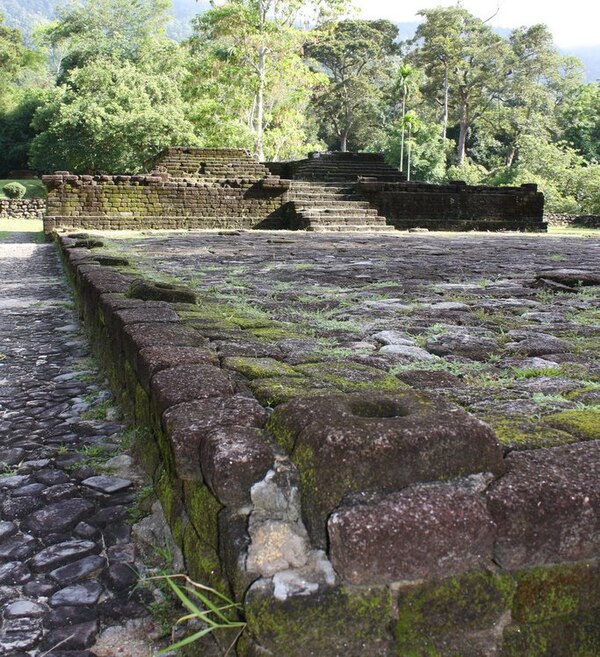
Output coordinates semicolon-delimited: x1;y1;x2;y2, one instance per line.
81;399;114;421
148;575;246;656
512;367;563;379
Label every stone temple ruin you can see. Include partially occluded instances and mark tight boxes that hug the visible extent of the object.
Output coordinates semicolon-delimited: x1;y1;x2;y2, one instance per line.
43;147;546;233
26;147;599;657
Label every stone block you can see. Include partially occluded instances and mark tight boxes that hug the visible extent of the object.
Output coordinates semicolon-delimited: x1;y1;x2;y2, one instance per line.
511;561;600;624
151;364;236;416
200;426;275;507
136;344;217;392
244;580;394;657
162;394;268;480
395;571;515;657
329;481;497;584
501;609;600;657
122;322;206;367
269;391;504;545
486;441;600;569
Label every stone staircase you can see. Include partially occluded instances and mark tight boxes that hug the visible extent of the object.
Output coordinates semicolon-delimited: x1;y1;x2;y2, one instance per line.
287;181;394;232
293;151;405;184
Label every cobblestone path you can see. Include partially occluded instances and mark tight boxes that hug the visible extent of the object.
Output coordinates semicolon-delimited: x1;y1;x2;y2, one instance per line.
0;234;150;656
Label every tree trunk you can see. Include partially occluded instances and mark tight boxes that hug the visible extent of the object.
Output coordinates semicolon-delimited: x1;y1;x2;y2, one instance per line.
256;45;266;162
441;61;449;143
407;123;412;181
340;131;348;152
400;94;406;172
505;145;516;167
457;89;468;165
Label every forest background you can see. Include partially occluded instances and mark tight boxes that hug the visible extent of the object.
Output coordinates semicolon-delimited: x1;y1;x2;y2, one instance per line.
0;0;599;214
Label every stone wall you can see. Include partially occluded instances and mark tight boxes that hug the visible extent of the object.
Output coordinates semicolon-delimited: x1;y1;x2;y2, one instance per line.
57;233;600;657
42;172;288;233
545;213;600;228
0;198;46;220
43;148;549;234
357;179;546;231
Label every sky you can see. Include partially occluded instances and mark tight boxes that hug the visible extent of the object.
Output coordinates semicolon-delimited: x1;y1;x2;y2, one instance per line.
354;0;600;48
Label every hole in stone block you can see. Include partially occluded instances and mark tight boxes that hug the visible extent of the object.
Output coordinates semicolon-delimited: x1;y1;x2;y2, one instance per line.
349;399;410;419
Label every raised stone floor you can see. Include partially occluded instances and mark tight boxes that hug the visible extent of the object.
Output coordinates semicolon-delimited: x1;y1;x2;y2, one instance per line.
104;229;600;445
22;228;600;656
71;228;599;655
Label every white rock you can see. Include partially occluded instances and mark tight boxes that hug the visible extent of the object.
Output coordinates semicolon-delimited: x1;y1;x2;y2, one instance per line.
371;330;416;346
378;345;439;361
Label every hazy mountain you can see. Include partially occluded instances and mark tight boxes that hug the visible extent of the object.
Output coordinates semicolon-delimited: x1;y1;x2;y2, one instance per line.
0;0;209;40
1;1;598;80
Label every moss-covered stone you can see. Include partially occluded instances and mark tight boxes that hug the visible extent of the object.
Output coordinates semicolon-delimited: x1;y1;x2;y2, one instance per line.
182;481;222;550
245;583;393;657
249;376;336;406
222;356;299;380
545;409;600;441
481;415;577;451
501;609;600;657
294;361;407;393
512;561;600;624
250;325;307;341
127;279;197;304
395;572;515;657
181;522;230;599
154;465;184;544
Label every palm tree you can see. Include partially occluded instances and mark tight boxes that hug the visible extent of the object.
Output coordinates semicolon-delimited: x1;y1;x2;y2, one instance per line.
395;64;414;173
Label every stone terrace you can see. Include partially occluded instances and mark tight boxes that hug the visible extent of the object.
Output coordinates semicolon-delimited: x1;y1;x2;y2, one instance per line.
59;228;600;656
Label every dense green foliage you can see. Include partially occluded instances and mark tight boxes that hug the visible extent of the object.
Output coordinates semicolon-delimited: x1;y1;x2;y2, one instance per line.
2;181;26;198
0;0;598;213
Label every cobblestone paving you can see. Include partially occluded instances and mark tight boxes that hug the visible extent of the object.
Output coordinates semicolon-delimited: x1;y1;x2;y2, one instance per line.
0;233;150;657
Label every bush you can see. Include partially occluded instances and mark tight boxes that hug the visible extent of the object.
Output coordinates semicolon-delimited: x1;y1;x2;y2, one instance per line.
2;182;27;199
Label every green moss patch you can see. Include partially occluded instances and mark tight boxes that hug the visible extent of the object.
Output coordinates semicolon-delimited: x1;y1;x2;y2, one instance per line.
245;585;393;657
294;361;406;393
502;609;600;657
182;481;222;549
222;356;299;379
481;415;578;451
249;376;337;406
395;571;515;654
512;561;600;624
545;409;600;441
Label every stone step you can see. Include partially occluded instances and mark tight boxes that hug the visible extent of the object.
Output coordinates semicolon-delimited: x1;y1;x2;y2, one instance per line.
299;210;381;220
290;194;366;202
306;224;396;232
289;182;354;190
300;217;388;228
294;200;374;210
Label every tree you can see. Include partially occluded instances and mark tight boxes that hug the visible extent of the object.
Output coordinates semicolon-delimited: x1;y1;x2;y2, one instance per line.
410;7;510;165
307;19;399;152
29;58;197;173
0;14;39;105
43;0;173;79
190;0;346;161
496;25;581;168
560;82;600;163
392;63;416;173
0;89;47;175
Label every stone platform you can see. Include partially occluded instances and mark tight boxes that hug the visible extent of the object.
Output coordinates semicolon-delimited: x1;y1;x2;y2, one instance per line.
42;148;547;234
57;228;600;656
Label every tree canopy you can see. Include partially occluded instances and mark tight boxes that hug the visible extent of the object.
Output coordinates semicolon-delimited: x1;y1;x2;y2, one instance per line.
0;1;598;213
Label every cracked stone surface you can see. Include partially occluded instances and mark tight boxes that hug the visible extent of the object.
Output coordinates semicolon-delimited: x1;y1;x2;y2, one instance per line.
96;229;599;456
0;233;155;657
